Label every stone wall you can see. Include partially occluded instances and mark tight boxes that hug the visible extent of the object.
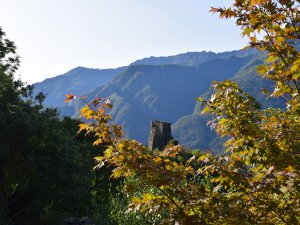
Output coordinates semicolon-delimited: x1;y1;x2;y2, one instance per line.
148;120;172;151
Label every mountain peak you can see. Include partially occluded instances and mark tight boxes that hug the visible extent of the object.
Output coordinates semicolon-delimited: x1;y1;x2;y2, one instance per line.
131;48;257;67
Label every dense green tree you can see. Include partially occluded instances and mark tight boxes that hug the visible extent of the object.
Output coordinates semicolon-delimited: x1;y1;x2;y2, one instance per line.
0;27;102;225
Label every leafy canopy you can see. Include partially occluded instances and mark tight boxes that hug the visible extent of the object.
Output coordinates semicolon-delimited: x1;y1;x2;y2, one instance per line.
0;27;99;225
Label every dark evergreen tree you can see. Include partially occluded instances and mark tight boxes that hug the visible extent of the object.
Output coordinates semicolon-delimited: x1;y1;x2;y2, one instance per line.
0;26;100;225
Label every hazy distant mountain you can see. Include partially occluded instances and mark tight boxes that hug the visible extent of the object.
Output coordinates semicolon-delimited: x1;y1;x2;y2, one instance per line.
33;66;126;107
131;48;257;67
33;49;257;108
172;55;285;153
34;49;276;151
62;55;255;144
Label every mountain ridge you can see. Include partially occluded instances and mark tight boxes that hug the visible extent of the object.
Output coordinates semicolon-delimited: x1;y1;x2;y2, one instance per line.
64;55;256;144
33;66;126;107
33;48;275;152
130;48;257;67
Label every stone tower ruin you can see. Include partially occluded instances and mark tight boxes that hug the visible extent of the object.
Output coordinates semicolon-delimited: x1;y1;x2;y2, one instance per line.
148;120;172;151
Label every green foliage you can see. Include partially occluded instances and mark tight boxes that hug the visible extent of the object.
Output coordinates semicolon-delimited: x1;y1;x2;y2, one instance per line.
0;27;105;225
0;100;94;224
0;27;19;75
109;179;168;225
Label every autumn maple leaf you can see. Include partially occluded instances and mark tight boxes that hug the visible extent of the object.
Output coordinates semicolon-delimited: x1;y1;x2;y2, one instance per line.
64;94;75;103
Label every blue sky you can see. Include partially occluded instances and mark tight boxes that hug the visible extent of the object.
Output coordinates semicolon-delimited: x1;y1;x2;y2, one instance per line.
0;0;247;83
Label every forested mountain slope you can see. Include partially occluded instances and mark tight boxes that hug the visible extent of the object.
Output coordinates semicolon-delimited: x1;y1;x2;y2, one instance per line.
33;66;126;106
33;49;257;108
66;55;255;143
172;56;285;152
33;49;261;146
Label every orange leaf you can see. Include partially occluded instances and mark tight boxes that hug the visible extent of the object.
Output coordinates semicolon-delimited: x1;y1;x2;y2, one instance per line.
251;0;268;5
64;94;75;103
91;97;101;107
103;103;113;109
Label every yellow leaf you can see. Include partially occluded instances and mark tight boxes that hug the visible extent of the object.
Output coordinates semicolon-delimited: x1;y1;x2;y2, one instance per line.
80;105;94;119
78;123;89;133
286;165;296;172
93;139;103;146
94;156;103;162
